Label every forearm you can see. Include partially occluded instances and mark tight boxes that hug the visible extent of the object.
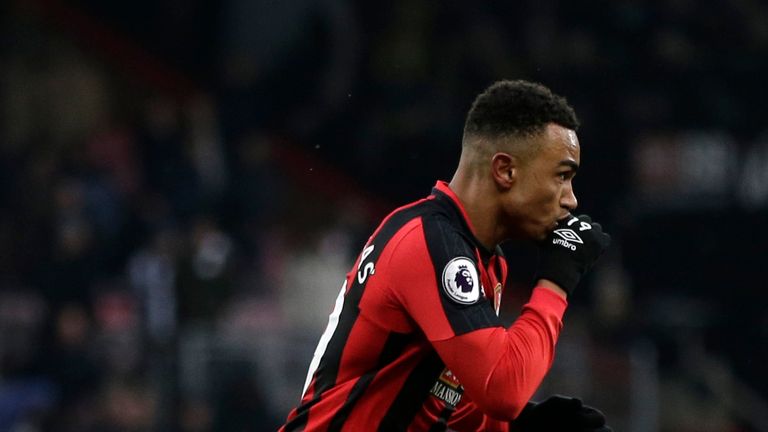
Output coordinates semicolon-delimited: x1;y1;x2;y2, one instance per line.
434;287;567;421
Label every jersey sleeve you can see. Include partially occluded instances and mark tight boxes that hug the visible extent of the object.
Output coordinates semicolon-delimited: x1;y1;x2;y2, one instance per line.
434;288;567;421
380;215;504;341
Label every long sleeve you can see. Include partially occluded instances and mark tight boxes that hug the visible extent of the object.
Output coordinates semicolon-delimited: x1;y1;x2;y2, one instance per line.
432;287;567;421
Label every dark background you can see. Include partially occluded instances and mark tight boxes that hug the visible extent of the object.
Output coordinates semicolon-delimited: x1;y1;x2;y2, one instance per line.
1;1;767;431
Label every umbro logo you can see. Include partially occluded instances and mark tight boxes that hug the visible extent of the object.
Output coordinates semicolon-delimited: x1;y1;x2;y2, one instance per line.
552;217;596;251
554;228;583;244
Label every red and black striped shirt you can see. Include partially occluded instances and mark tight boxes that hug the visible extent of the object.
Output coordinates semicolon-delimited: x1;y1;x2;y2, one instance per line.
280;181;567;431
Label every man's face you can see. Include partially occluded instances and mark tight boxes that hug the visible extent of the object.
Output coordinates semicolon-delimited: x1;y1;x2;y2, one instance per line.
502;124;580;240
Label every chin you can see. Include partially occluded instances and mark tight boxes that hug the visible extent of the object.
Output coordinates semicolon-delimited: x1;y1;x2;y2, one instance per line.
537;223;557;240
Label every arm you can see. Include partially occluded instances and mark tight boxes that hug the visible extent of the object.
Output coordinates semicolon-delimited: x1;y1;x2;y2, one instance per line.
437;283;568;429
381;215;608;423
378;225;567;422
361;213;609;424
372;214;607;420
433;286;567;421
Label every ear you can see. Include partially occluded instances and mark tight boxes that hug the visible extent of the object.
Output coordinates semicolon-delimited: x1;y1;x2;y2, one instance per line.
491;152;518;189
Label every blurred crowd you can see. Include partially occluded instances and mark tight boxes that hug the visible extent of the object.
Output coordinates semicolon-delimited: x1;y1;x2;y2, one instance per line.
2;1;768;431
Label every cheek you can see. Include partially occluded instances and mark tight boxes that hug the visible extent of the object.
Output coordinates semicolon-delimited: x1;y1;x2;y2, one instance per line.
507;181;559;223
533;184;561;208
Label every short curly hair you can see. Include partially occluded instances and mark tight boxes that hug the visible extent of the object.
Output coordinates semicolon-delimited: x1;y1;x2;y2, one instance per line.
463;80;579;140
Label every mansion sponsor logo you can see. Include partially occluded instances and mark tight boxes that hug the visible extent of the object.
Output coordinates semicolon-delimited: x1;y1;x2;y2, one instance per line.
429;369;463;408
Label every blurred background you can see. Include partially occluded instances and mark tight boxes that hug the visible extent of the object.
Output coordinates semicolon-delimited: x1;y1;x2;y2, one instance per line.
2;0;768;431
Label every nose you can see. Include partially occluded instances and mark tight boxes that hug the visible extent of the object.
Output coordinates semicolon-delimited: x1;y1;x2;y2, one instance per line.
561;183;578;212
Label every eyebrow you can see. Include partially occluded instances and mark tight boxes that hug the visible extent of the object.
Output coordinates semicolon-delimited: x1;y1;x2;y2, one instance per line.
558;160;579;172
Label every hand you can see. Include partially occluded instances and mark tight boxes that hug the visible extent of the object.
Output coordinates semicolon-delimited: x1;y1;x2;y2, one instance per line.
511;395;613;432
536;214;611;296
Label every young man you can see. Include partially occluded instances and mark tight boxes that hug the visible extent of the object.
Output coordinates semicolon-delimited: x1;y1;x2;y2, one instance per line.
280;80;613;431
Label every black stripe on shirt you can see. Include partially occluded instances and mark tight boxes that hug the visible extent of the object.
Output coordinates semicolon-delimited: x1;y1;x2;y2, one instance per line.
421;210;502;336
377;351;444;431
327;332;413;430
282;394;319;431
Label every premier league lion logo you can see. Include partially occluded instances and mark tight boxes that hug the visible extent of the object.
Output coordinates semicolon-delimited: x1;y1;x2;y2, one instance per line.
442;258;480;304
454;265;474;293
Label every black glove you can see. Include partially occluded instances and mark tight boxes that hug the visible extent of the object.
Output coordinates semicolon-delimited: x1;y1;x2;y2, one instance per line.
536;214;611;296
511;395;613;432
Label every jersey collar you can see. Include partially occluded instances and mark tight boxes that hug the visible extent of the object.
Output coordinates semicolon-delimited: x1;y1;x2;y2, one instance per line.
431;181;494;257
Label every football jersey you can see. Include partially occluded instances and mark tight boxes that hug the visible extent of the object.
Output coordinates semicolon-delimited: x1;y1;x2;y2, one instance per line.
280;181;567;431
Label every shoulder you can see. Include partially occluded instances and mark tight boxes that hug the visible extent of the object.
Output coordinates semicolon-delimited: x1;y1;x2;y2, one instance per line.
369;198;481;291
420;211;478;264
382;207;475;263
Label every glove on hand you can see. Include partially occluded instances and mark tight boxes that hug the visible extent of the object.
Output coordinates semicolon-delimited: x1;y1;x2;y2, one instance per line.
536;214;611;296
511;395;613;432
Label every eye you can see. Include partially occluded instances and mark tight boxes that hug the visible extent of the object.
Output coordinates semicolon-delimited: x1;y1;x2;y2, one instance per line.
558;170;575;182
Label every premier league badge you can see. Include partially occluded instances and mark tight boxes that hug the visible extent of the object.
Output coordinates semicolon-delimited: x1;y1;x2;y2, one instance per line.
441;257;480;304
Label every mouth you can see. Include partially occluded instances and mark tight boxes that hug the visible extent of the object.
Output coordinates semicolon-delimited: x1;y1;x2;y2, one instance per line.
548;213;571;232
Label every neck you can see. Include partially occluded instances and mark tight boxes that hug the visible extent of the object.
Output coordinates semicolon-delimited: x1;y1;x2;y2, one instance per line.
448;170;501;250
